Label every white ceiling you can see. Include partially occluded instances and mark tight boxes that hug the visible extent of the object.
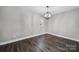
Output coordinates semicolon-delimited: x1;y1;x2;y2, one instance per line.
21;6;79;15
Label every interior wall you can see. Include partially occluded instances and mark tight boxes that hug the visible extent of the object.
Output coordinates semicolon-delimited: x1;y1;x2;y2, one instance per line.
0;6;45;43
48;8;79;41
1;6;79;44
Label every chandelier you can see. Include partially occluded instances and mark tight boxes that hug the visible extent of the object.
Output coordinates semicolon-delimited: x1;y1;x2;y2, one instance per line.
43;6;52;20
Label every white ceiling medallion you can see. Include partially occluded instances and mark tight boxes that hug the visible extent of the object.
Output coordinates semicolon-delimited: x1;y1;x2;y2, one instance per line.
43;6;52;20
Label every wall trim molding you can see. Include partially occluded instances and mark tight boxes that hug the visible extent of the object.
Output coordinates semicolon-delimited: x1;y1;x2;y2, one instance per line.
0;32;79;45
0;33;46;45
48;33;79;42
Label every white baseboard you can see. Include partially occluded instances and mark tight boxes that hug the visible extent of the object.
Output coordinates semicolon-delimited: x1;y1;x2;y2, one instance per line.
0;32;79;45
48;33;79;42
0;33;46;45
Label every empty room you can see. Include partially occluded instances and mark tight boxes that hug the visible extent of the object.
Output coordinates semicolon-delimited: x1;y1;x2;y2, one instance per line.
0;6;79;52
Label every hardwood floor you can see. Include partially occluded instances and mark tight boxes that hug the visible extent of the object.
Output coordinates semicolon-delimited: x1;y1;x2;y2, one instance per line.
0;34;79;52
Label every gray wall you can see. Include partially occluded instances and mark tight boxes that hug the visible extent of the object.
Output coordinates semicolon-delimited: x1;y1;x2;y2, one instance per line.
0;6;79;43
48;8;79;41
0;7;45;43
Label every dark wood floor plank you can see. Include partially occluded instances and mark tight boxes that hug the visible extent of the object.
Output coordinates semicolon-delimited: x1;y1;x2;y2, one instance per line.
0;34;79;52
